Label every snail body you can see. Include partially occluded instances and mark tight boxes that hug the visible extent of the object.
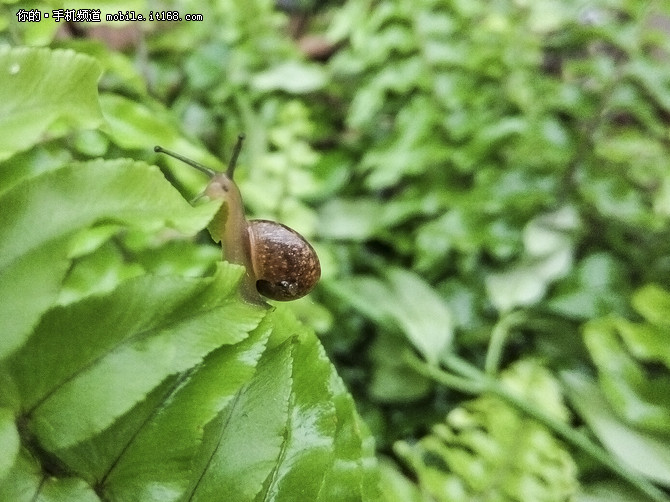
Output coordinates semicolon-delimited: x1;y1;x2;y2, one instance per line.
154;136;320;303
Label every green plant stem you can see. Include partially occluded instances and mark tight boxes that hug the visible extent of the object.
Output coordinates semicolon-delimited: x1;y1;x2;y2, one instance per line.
406;353;670;502
406;353;487;395
485;311;525;375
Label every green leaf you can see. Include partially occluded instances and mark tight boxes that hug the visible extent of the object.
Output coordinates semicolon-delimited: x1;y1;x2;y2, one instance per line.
0;446;100;501
318;198;421;241
327;269;452;365
626;58;670;113
584;317;670;434
57;239;145;306
252;61;328;94
175;307;379;502
0;408;19;482
0;159;220;361
631;284;670;330
186;338;295;501
8;10;60;46
265;338;337;500
6;263;264;451
548;253;630;320
0;235;72;366
291;307;378;499
578;174;655;229
101;92;225;191
0;449;42;502
54;38;147;96
487;207;579;312
583;284;670;437
576;480;653;502
617;319;670;369
4;299;378;501
398;361;577;501
563;371;670;487
318;360;380;502
31;477;100;502
100;93;181;151
385;269;453;365
378;458;430;502
0;47;103;161
369;336;433;402
96;316;273;501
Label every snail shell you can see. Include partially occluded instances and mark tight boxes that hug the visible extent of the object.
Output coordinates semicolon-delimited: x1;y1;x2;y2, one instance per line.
249;220;321;301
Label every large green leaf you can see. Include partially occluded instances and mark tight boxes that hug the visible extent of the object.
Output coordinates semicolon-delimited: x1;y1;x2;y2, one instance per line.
96;315;273;500
184;307;379;502
6;263;263;451
1;271;378;500
187;337;295;501
1;214;377;501
0;159;220;361
0;47;103;161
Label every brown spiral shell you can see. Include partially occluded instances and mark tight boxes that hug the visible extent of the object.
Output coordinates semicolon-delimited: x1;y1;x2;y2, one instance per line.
248;220;321;301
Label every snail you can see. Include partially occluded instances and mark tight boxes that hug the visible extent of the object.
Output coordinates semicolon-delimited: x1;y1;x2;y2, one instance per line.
154;134;320;304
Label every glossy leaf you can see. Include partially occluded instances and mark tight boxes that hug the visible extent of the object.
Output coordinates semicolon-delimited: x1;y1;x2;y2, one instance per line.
2;248;377;501
7;263;262;450
183;308;379;502
0;47;103;161
0;159;220;362
187;338;295;501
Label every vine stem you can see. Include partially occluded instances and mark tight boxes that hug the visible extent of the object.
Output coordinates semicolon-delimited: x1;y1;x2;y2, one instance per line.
484;310;526;375
405;353;670;502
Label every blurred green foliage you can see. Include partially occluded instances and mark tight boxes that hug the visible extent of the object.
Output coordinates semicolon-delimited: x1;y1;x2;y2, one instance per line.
395;361;578;502
2;0;670;500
